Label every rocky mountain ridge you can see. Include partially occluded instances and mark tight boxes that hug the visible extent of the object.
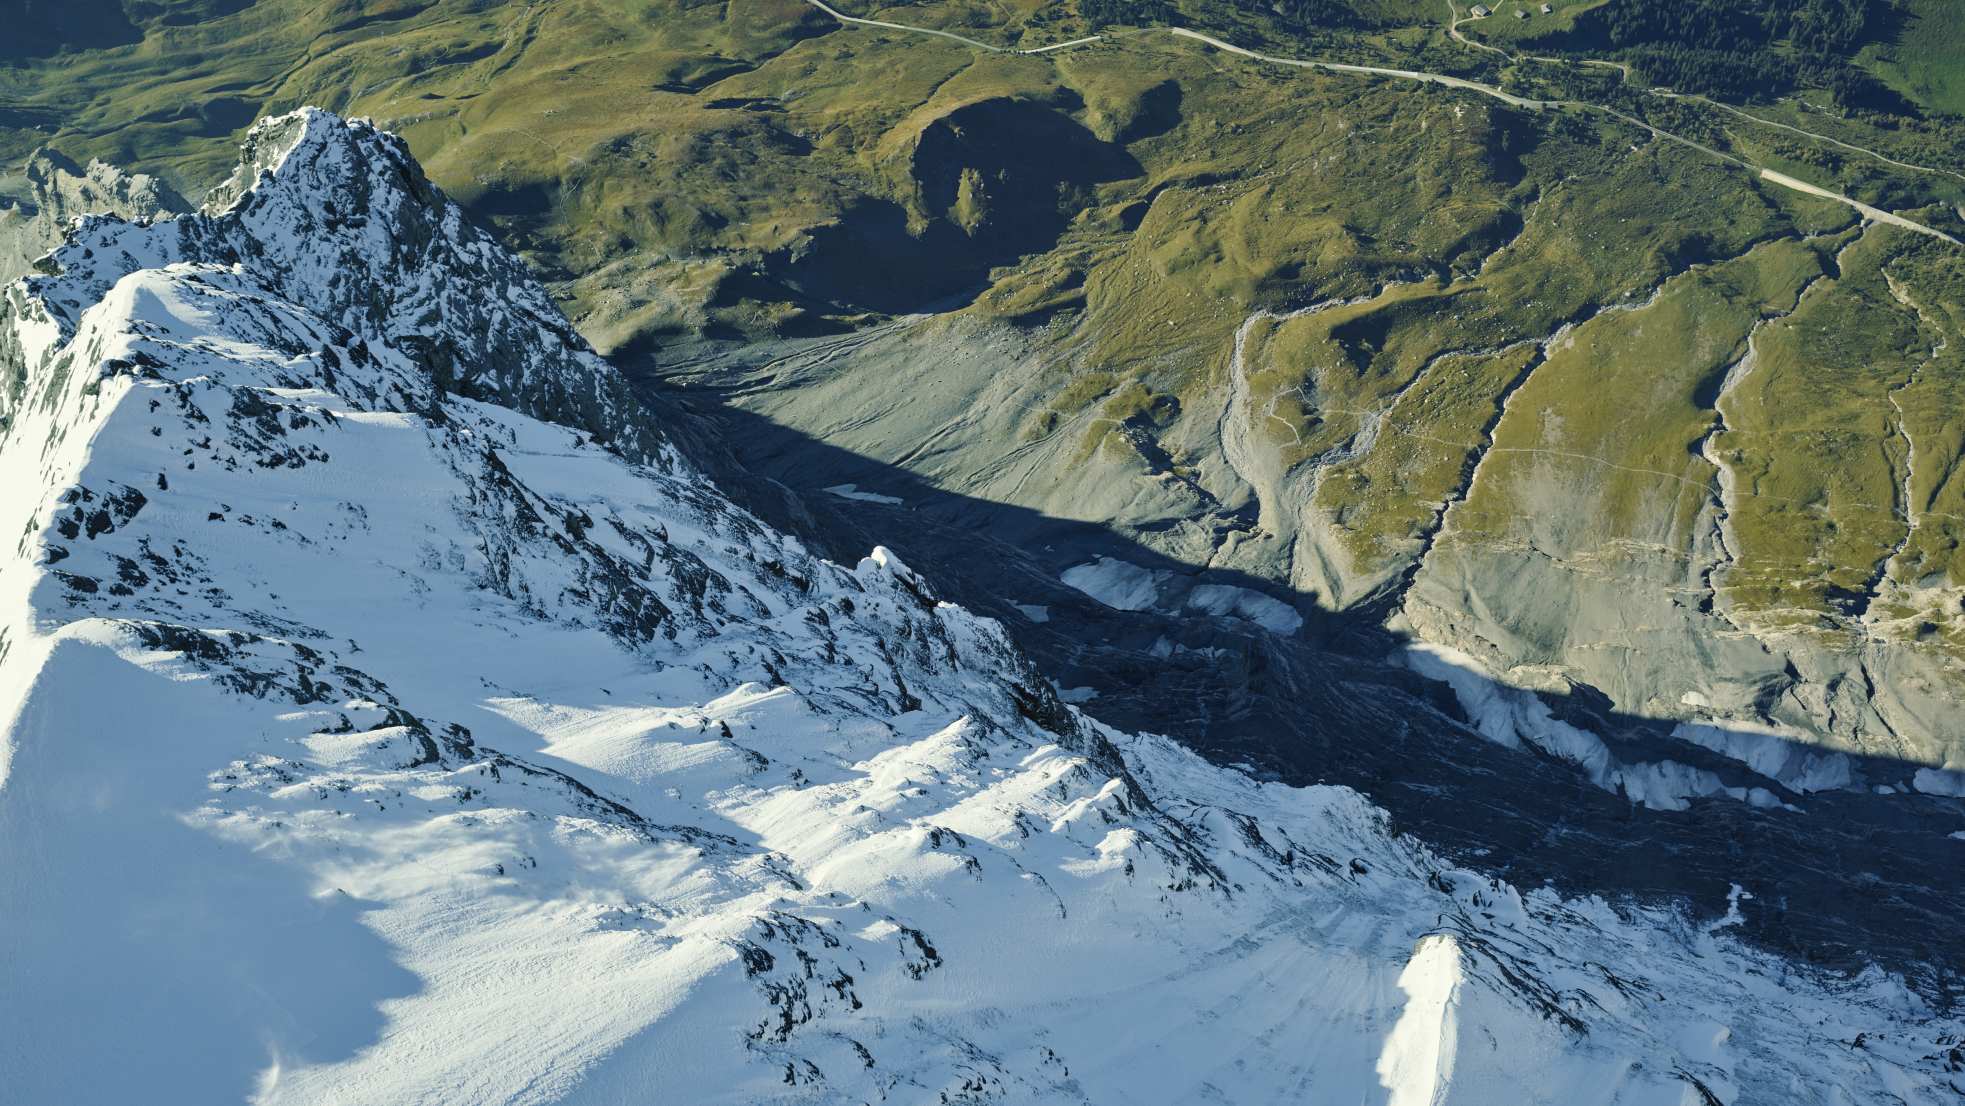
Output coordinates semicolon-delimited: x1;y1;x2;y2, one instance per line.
3;108;1962;1103
4;0;1964;802
0;145;185;286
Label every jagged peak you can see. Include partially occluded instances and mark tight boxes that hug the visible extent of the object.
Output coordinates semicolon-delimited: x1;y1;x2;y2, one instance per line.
4;108;668;464
21;144;188;218
25;107;474;333
197;108;448;231
200;107;367;216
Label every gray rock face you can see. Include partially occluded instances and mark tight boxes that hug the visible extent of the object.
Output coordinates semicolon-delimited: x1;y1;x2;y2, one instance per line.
1403;503;1965;771
0;147;186;286
646;322;1965;986
658;280;1965;799
647;273;1965;833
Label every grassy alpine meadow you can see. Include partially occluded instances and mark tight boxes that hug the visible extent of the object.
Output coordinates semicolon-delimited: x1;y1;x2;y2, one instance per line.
1863;0;1965;118
4;0;1965;663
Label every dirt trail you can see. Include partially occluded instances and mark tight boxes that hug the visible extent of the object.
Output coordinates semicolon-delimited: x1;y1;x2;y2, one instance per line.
1166;27;1558;110
798;0;1102;55
1760;169;1959;242
1442;0;1965;188
1666;94;1965;185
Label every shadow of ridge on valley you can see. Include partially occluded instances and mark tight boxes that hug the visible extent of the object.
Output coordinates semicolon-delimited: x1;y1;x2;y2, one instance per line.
639;373;1965;1001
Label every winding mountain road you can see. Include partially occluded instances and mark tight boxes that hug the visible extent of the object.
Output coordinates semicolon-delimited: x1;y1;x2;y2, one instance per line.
798;0;1101;55
1166;27;1556;110
1665;93;1965;185
1759;168;1954;237
1442;0;1965;187
794;0;1960;244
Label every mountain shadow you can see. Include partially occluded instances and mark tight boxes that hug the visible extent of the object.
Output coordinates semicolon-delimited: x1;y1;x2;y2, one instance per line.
766;97;1143;315
3;0;143;57
634;364;1965;1005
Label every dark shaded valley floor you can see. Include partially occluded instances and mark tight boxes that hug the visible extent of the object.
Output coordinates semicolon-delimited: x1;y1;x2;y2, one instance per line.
637;356;1965;1002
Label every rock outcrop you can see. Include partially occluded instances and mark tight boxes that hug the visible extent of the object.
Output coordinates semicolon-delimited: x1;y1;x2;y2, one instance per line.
0;147;186;285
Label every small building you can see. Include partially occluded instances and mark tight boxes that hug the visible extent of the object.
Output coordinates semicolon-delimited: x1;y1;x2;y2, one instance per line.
1540;3;1552;12
1514;7;1528;17
1469;5;1489;17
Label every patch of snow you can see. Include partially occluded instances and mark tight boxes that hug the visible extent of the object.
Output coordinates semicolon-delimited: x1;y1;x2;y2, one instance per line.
1672;719;1853;793
1376;935;1463;1106
1011;602;1050;623
821;483;904;506
1060;555;1160;611
1708;884;1754;933
1912;766;1965;797
1060;556;1302;634
1185;582;1303;634
1403;644;1795;812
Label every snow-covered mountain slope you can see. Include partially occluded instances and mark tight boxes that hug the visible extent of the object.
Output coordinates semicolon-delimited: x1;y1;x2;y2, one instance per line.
0;109;1960;1106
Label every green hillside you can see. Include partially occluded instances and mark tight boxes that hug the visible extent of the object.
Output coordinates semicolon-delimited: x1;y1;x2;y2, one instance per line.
5;0;1965;756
